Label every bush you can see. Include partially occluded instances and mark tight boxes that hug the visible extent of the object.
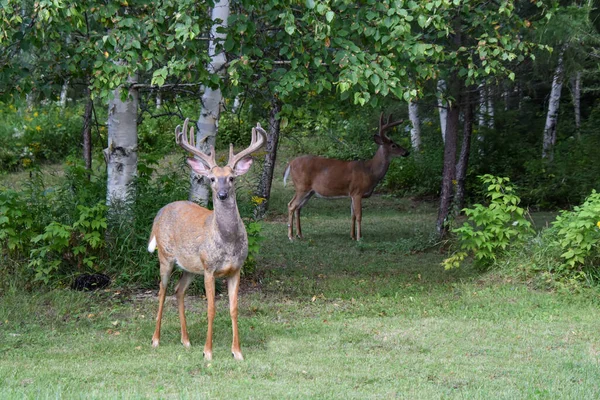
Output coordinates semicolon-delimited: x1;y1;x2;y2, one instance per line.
0;100;82;170
443;175;534;269
549;190;600;275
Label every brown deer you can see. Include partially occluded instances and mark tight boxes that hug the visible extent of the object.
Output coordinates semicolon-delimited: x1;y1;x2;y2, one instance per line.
147;118;265;361
284;113;408;241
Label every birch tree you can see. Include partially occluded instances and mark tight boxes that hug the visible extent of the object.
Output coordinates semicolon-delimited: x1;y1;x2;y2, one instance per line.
105;74;139;214
542;47;566;161
408;100;421;152
190;0;231;205
436;80;448;143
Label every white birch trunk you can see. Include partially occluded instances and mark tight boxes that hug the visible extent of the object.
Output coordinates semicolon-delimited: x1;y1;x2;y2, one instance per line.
486;88;494;129
105;74;138;212
572;71;581;138
478;84;487;127
189;0;230;205
408;100;421;152
436;80;447;143
59;79;69;107
542;49;565;160
156;91;162;109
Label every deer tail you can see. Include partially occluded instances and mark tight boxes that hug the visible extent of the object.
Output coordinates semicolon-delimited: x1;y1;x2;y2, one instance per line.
283;163;291;187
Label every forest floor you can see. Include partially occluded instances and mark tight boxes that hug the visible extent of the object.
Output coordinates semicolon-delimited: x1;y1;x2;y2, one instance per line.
1;168;600;399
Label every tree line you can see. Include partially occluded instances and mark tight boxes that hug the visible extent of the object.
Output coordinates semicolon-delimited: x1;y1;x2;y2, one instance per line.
1;0;599;239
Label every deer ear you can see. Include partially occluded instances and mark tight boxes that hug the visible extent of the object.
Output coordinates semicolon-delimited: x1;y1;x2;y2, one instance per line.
187;158;211;176
233;156;253;176
373;135;385;145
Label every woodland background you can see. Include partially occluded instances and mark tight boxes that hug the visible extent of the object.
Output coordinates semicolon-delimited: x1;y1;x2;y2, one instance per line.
0;0;599;293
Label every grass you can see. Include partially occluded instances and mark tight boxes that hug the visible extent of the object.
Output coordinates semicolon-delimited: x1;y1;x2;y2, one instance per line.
1;167;600;399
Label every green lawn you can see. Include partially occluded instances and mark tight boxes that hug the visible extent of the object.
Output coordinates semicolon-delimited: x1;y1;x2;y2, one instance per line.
1;181;600;398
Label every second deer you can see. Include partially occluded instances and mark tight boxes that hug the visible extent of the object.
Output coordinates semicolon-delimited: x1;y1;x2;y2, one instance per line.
147;118;265;360
283;113;409;241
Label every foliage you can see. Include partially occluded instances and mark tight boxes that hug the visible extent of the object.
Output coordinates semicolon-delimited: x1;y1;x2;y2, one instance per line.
0;100;82;170
550;190;600;273
443;175;534;269
0;189;35;253
29;203;107;285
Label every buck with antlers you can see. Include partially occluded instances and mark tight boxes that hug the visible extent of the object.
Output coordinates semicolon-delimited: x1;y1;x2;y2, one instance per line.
284;113;409;241
147;118;265;360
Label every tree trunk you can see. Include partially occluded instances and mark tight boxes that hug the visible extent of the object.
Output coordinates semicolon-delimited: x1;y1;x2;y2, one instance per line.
156;91;162;109
571;71;581;139
454;89;474;213
436;99;460;237
189;0;230;205
478;83;487;127
59;79;69;108
254;98;282;219
437;80;447;143
105;74;138;214
486;86;494;129
542;47;566;161
408;99;421;152
82;85;93;171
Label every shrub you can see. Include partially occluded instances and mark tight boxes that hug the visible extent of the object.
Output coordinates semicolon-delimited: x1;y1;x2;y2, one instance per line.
443;175;534;269
29;203;108;285
549;190;600;274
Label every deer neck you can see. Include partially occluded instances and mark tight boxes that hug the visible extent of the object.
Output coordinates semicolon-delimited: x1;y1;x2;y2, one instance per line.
211;194;244;240
368;146;392;182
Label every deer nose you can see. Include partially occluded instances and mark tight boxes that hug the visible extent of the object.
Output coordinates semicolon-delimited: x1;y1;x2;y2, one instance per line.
217;191;228;201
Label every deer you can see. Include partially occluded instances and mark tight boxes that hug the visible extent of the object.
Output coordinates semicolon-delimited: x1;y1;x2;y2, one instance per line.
147;118;265;361
283;113;409;241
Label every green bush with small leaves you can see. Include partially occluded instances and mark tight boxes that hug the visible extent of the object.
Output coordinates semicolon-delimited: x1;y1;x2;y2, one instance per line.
550;190;600;273
443;175;534;269
29;203;108;284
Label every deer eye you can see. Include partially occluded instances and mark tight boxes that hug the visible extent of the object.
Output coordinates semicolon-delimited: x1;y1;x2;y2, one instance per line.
229;177;235;182
391;144;397;148
210;177;215;182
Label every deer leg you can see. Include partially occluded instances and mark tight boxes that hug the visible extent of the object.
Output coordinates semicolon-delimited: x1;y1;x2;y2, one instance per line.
288;191;312;240
152;255;174;347
351;198;356;240
353;196;363;241
228;269;244;360
175;271;195;348
287;193;298;241
295;191;314;239
203;271;216;361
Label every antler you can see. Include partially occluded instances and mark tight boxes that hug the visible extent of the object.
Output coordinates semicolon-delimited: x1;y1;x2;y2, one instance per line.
226;123;266;168
175;118;217;169
378;113;403;141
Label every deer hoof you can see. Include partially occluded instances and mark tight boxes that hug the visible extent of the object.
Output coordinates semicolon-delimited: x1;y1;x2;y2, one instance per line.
151;338;160;348
232;351;244;361
203;351;213;361
182;340;191;348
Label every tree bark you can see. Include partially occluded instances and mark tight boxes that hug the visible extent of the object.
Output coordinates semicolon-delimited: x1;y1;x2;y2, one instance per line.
542;47;566;161
478;83;487;127
254;98;282;219
437;80;448;143
454;89;474;213
190;0;230;205
105;74;138;214
82;85;93;171
571;71;581;139
486;86;494;129
436;98;460;237
59;79;69;108
408;99;421;152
